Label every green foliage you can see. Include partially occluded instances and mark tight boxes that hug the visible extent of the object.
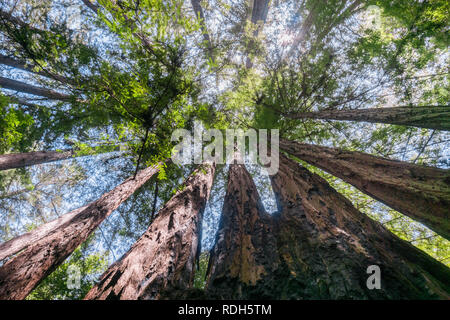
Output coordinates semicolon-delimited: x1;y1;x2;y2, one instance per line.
0;94;34;153
193;252;210;290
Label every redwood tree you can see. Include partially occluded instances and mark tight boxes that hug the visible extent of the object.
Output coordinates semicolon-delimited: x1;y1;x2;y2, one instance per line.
268;154;450;299
84;163;215;300
0;149;75;171
285;106;450;131
205;163;279;299
279;139;450;240
0;164;160;300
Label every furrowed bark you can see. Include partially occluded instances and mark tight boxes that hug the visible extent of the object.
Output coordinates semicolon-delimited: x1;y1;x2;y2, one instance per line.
205;164;279;299
268;154;450;299
280;139;450;240
0;164;160;300
84;163;215;300
0;206;87;261
0;76;72;101
286;106;450;131
0;149;75;171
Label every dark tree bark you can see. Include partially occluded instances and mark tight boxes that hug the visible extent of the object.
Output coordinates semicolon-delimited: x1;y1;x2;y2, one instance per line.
190;0;214;61
0;164;160;300
280;139;450;240
250;0;270;25
285;106;450;131
205;163;279;299
0;149;75;171
84;163;215;300
245;0;270;68
81;0;99;13
268;154;450;299
0;77;72;101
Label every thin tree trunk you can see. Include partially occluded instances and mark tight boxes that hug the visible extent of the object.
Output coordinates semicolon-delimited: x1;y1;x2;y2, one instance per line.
285;106;450;131
0;149;75;171
0;54;70;84
84;163;215;300
190;0;214;61
0;76;72;101
81;0;99;13
0;164;160;300
279;139;450;240
245;0;270;68
268;154;450;299
205;164;279;299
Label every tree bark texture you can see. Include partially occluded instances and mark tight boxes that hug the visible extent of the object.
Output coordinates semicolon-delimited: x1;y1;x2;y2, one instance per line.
205;163;279;299
286;106;450;131
0;77;72;101
0;164;160;299
0;205;87;261
84;163;215;300
268;154;450;299
280;139;450;240
0;149;75;171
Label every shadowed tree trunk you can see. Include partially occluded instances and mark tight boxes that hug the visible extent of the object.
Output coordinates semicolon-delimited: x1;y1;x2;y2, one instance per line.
245;0;270;68
0;54;70;84
268;154;450;299
205;163;279;299
0;164;161;300
285;106;450;131
280;139;450;240
0;77;72;101
84;163;215;300
81;0;99;13
190;0;214;61
0;149;75;171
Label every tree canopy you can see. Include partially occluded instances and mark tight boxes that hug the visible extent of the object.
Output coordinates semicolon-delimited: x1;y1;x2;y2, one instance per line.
0;0;448;299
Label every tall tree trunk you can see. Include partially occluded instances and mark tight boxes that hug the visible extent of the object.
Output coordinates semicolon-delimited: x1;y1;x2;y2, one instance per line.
190;0;214;61
0;149;75;171
280;139;450;240
0;54;70;84
0;76;72;101
0;146;121;171
245;0;270;68
84;163;215;300
205;164;279;299
268;154;450;299
81;0;99;13
0;205;87;261
0;164;160;300
285;106;450;131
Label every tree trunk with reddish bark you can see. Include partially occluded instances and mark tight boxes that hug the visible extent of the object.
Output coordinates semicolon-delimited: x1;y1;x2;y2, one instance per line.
0;76;72;101
268;154;450;299
280;139;450;240
0;149;75;171
286;106;450;131
205;164;279;299
0;164;160;300
84;163;216;300
0;205;87;261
